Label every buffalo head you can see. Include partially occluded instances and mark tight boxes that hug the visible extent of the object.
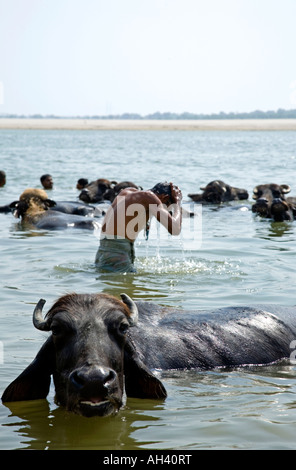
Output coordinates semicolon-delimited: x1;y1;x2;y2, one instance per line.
11;188;56;219
1;294;166;417
188;180;249;204
104;181;143;202
252;184;294;221
79;179;116;203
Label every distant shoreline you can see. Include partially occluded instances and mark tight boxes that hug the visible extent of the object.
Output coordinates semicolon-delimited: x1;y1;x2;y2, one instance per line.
1;118;296;131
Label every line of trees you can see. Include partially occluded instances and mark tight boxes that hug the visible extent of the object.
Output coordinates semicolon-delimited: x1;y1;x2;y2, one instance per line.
1;108;296;120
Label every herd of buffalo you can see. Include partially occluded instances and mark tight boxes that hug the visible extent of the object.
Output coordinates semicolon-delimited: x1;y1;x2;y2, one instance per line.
1;178;296;230
2;177;296;417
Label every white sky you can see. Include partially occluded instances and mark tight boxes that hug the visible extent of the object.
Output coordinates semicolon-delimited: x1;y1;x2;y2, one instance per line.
0;0;296;116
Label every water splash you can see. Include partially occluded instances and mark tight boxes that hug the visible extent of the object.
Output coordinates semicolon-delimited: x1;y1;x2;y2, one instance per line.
136;254;244;277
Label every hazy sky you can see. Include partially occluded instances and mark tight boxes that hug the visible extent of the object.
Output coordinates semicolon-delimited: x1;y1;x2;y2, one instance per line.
1;0;296;116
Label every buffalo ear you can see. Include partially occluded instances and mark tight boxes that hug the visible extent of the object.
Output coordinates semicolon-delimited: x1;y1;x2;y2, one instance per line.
124;342;167;400
9;201;19;209
1;337;54;403
45;199;56;208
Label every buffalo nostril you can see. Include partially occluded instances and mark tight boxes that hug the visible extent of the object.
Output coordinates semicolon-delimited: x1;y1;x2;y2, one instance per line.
272;198;284;205
70;367;117;392
104;369;116;388
70;370;86;390
257;198;268;204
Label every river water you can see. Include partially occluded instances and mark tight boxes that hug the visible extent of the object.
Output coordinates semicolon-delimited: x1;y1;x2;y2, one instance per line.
0;128;296;449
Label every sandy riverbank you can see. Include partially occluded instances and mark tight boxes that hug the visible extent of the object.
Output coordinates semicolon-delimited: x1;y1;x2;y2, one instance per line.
0;118;296;131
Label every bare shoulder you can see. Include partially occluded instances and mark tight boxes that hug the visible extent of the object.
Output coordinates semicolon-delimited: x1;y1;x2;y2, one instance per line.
121;188;160;205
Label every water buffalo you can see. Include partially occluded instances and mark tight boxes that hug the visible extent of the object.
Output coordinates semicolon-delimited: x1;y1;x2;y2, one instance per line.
188;180;249;204
1;199;107;217
78;178;116;203
52;201;106;217
2;293;296;417
252;184;296;221
1;294;166;417
12;189;100;230
79;179;142;204
104;181;143;203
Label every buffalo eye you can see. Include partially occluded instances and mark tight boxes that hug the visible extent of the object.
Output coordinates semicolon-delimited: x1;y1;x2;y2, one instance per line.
108;317;130;338
118;321;129;335
50;319;74;339
51;324;64;337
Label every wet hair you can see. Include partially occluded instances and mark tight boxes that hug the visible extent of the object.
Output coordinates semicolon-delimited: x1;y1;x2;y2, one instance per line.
0;171;6;187
40;174;52;183
150;182;171;197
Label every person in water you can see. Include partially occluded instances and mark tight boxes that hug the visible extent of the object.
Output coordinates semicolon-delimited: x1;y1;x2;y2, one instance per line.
40;174;54;190
0;171;6;187
95;182;182;272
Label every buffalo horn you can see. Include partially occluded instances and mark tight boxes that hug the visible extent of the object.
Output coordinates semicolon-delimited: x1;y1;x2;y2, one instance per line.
281;184;291;194
252;187;259;200
33;299;50;331
120;293;138;326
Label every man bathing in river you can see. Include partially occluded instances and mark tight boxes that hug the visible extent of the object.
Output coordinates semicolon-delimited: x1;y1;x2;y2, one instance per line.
95;182;183;272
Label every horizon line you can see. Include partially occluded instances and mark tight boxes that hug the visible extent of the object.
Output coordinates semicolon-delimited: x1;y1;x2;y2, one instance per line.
1;108;296;120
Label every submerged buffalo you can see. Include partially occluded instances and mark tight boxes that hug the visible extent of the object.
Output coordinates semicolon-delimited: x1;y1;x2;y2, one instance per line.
103;181;143;203
1;198;107;218
52;201;107;217
79;179;142;204
2;293;296;417
79;178;115;203
252;184;296;221
12;189;101;230
188;180;249;204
